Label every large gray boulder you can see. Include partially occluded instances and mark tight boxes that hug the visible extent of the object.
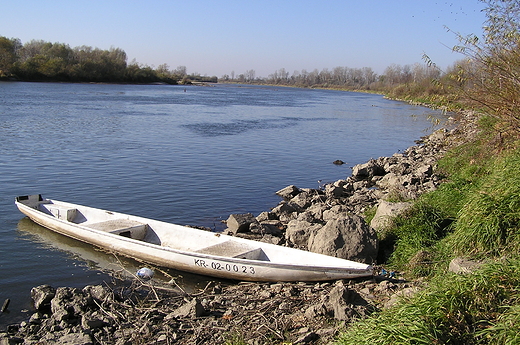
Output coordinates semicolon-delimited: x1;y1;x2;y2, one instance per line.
285;219;322;247
370;200;412;231
308;216;378;264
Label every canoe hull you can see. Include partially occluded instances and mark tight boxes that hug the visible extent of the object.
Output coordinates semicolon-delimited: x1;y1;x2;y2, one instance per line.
15;195;373;282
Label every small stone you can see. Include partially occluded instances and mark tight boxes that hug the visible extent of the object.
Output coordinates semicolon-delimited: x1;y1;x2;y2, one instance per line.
226;213;256;234
294;331;318;344
449;257;483;274
171;298;205;318
276;185;300;200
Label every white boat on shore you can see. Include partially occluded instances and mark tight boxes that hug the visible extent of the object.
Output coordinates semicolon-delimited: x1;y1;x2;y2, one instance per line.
15;195;373;282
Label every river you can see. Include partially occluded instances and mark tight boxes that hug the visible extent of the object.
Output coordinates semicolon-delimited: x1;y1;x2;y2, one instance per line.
0;82;446;326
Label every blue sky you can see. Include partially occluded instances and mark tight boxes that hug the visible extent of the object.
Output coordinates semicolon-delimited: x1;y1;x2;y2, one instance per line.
1;1;487;77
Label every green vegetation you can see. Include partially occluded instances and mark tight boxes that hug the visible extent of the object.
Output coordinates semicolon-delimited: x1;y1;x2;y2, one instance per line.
337;258;520;345
383;126;520;272
0;38;217;84
337;1;520;343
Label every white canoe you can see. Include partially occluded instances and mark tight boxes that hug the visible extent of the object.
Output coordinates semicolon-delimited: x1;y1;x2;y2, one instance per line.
15;195;373;282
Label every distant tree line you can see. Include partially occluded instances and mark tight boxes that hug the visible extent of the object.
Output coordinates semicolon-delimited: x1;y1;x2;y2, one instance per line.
0;37;217;84
4;9;519;140
221;62;445;95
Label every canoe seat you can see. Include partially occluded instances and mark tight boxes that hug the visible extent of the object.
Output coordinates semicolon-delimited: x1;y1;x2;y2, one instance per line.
195;241;269;261
40;204;77;222
87;219;148;240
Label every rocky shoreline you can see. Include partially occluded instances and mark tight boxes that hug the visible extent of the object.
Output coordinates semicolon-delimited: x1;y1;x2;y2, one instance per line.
1;113;475;345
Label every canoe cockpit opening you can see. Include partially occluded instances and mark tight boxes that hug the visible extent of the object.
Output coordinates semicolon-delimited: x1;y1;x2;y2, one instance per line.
39;203;78;222
87;219;149;241
195;240;270;261
16;194;43;207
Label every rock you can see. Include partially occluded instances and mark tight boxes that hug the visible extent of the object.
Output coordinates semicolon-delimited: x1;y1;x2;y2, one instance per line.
305;203;328;220
285;220;322;247
1;336;25;344
370;200;412;231
50;287;89;322
374;280;397;293
294;331;318;344
352;159;385;179
55;332;93;345
376;172;402;189
449;257;483;274
50;288;74;322
304;303;327;319
384;287;419;308
171;298;205;318
255;211;278;222
226;213;256;234
327;283;366;321
260;234;283;245
250;220;282;236
31;285;56;313
276;185;300;200
316;327;337;338
325;184;345;198
289;191;314;209
308;216;378;263
416;163;433;177
296;211;318;223
427;128;448;143
81;313;106;329
83;285;111;304
387;162;411;175
322;205;349;222
271;202;298;216
28;312;43;325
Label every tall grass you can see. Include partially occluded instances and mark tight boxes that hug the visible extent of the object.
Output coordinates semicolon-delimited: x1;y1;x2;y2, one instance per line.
447;148;520;257
336;257;520;345
382;119;520;276
383;151;483;275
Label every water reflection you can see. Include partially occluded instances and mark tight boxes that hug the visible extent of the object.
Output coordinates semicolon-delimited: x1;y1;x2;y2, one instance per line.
16;217;223;294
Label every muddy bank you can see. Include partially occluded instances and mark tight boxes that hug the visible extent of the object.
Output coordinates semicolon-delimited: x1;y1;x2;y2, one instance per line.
1;112;476;344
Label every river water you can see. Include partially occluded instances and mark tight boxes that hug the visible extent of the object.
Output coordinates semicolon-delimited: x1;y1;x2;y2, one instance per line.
0;82;446;326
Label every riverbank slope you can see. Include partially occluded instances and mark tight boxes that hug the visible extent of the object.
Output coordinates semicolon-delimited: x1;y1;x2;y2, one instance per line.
3;110;518;344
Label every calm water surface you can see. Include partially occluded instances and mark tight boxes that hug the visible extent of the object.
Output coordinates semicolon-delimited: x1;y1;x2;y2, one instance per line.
0;82;446;325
